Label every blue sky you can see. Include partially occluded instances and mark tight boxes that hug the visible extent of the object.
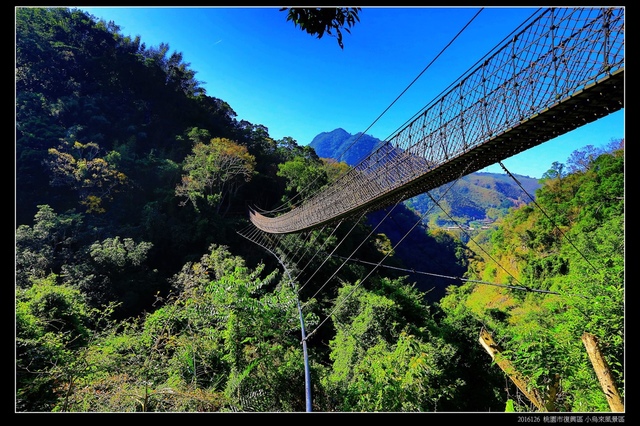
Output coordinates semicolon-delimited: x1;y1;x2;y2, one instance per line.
78;6;624;179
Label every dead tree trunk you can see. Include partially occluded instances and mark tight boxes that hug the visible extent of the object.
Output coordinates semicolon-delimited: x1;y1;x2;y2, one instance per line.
581;332;624;412
479;327;554;411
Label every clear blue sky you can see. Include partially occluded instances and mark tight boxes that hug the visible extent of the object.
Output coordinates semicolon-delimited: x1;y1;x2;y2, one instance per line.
78;6;624;179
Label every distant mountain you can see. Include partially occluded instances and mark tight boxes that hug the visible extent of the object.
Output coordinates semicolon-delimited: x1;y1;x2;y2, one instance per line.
309;128;385;167
309;128;542;227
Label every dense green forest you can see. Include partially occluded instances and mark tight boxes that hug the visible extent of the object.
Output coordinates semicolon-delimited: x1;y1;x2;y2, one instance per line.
15;7;624;413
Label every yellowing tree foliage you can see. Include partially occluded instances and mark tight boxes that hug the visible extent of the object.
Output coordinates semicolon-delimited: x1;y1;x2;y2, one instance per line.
47;141;128;214
175;137;256;214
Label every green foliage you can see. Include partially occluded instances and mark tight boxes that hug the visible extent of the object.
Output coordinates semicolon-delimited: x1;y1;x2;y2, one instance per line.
47;140;129;214
16;274;111;411
441;147;624;412
39;244;312;411
16;205;163;319
505;398;515;412
277;154;329;206
72;236;160;318
175;137;256;214
89;236;152;268
280;7;361;49
322;277;464;411
15;205;90;289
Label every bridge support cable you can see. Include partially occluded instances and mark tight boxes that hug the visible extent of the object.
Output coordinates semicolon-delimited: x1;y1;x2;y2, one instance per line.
498;161;601;275
331;255;565;296
426;188;532;292
289;230;316;266
305;173;464;340
303;194;406;304
417;156;550;294
298;209;370;295
236;226;313;412
293;222;344;282
303;167;468;339
248;7;623;235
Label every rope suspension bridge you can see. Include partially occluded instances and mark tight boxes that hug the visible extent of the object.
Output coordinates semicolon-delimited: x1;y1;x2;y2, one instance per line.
236;7;624;412
245;7;623;235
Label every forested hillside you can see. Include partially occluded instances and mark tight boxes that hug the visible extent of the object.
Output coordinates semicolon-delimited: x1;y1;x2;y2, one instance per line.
15;7;624;413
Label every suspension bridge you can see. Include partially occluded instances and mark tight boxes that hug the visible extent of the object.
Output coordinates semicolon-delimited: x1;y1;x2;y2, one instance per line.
236;8;624;412
244;7;624;236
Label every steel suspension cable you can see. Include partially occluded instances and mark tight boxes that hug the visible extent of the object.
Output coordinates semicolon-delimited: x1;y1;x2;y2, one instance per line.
236;228;313;411
294;221;345;281
303;194;406;305
252;8;490;217
297;209;370;294
304;161;472;340
498;161;601;275
425;188;533;291
331;255;566;296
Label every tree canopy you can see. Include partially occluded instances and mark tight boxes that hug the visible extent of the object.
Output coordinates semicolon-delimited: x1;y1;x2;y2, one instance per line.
280;7;362;49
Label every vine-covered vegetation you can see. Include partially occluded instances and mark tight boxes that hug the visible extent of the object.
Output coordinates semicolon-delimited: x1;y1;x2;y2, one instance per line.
15;7;624;412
